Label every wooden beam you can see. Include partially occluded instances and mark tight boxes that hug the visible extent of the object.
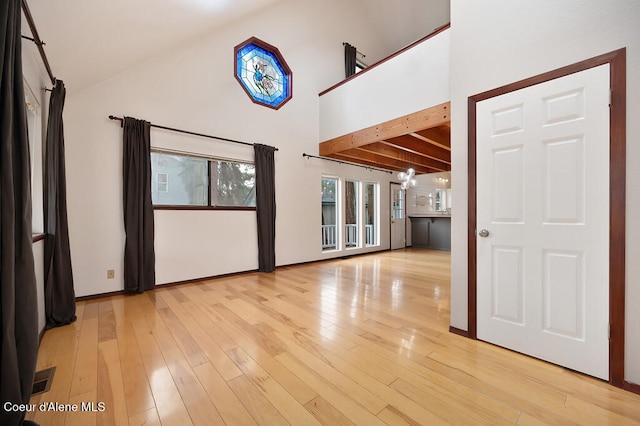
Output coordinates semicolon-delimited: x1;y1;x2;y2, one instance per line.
330;150;439;174
381;134;451;164
327;153;402;172
412;126;451;150
358;143;449;171
319;102;450;156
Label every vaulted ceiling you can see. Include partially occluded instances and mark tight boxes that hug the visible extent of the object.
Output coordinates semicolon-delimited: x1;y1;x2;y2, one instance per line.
23;0;451;174
24;0;449;94
319;102;451;174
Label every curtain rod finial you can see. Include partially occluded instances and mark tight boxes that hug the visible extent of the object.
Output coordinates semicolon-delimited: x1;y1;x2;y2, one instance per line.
108;115;124;127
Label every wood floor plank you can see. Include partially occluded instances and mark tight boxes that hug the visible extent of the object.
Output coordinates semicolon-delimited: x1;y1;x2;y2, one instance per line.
276;351;388;426
65;389;97;426
559;372;640;422
128;407;161;426
377;404;430;426
166;361;226;425
97;299;117;342
168;297;244;381
305;395;356;426
273;314;399;386
142;301;224;425
283;330;450;424
281;336;388;415
210;302;287;357
26;248;640;425
69;315;98;398
156;303;209;368
428;350;569;409
176;287;241;359
337;330;572;426
203;302;319;405
82;300;100;320
227;375;289;425
563;394;640;425
390;377;505;425
227;346;322;425
192;362;257;426
96;339;128;426
130;295;193;426
113;299;156;418
333;323;572;425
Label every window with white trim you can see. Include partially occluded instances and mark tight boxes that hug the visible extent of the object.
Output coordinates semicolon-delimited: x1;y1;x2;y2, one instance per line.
151;150;255;208
365;182;378;246
25;80;43;234
321;176;339;251
345;180;360;248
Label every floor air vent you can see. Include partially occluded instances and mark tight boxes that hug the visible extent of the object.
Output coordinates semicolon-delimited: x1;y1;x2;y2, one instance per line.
32;366;56;396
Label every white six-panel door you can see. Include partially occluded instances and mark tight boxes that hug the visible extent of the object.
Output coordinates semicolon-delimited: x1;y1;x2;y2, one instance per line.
476;64;610;379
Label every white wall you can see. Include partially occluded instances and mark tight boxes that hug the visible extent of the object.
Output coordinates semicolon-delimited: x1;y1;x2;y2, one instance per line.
319;29;450;142
63;0;394;295
450;0;640;384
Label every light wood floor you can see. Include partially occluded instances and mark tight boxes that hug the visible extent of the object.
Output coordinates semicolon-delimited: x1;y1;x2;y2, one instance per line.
27;248;640;425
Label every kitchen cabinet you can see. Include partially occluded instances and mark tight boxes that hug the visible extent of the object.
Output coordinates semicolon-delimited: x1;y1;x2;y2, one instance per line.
409;216;451;250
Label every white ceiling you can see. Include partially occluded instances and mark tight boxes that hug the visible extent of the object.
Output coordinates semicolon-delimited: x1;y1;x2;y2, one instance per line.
24;0;449;93
356;0;450;64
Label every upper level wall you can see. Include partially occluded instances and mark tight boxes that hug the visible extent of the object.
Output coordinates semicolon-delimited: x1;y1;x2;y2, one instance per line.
319;28;450;142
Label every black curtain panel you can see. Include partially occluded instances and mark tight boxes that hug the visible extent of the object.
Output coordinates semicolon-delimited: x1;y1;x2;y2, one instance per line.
44;80;77;329
344;42;357;78
0;1;40;425
122;117;155;293
254;144;276;272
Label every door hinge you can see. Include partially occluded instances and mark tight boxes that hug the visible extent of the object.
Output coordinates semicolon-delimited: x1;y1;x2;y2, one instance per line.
608;323;611;339
609;89;613;107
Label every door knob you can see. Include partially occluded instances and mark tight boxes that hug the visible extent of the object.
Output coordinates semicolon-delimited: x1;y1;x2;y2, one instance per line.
478;229;490;238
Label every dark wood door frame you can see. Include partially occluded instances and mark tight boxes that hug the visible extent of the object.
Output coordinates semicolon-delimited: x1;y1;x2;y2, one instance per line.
467;49;626;387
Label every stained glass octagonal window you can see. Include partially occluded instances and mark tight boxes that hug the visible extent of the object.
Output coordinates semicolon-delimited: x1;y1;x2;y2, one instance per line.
234;37;292;110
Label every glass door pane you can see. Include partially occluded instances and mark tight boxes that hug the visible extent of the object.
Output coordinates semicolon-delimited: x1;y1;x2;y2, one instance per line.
345;180;359;248
365;183;377;246
321;177;338;251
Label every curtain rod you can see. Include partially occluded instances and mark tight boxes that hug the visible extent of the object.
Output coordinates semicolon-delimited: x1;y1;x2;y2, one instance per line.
302;153;392;174
342;42;366;58
108;115;278;151
21;0;56;86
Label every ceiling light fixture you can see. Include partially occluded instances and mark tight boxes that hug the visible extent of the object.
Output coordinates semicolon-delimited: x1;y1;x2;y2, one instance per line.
397;168;416;190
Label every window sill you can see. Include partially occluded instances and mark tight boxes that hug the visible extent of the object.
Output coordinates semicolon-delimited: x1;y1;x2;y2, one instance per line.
154;205;256;211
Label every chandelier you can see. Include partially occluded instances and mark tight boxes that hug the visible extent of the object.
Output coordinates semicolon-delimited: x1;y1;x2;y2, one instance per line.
397;168;416;190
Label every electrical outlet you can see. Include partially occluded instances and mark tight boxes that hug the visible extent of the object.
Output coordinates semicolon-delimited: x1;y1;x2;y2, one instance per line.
107;269;115;279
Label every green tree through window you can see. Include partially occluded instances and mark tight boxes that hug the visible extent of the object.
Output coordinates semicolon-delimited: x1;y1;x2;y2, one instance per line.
151;151;255;207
